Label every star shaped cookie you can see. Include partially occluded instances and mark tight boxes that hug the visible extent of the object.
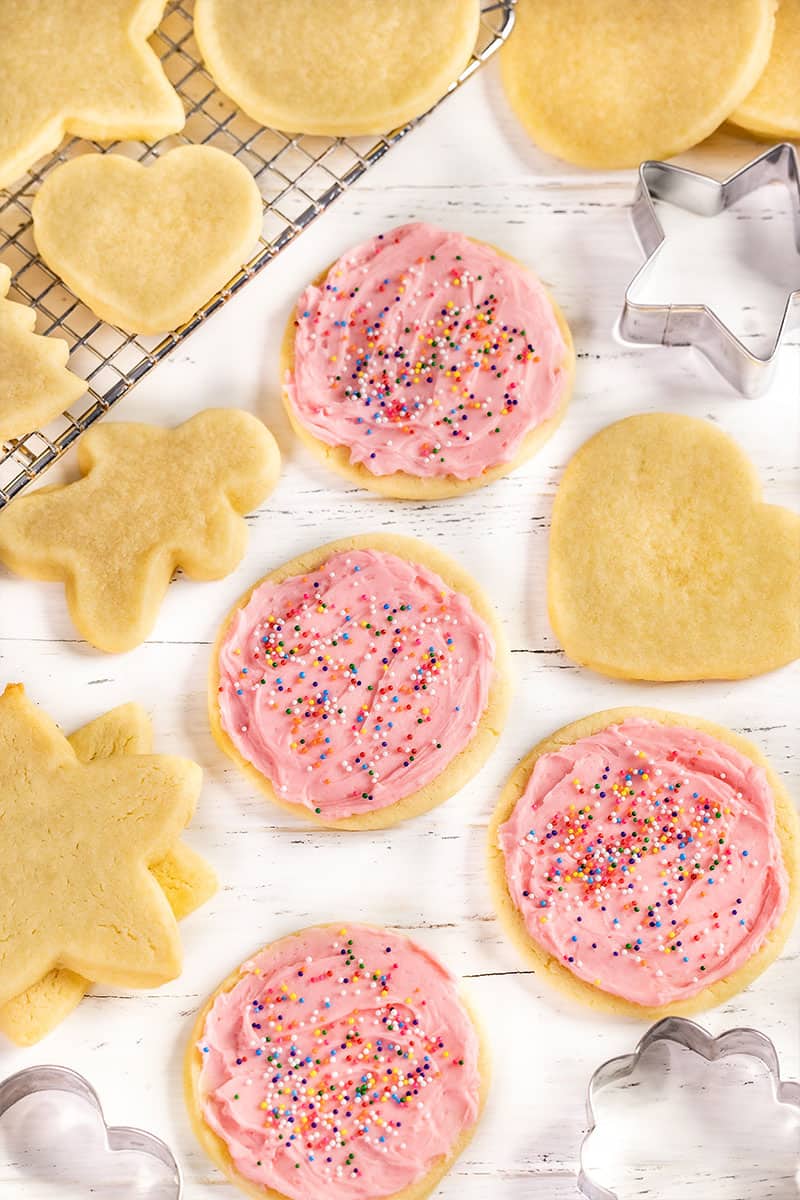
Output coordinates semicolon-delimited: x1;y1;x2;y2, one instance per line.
0;700;216;1046
0;684;204;1025
0;1;184;189
0;409;281;652
0;264;87;444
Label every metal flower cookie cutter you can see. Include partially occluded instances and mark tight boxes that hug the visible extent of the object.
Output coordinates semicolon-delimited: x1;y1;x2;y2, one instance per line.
619;142;800;396
578;1016;800;1200
0;1064;182;1197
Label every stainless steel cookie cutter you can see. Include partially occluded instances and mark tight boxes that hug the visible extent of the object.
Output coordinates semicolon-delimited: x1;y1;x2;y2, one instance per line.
0;1064;182;1197
577;1016;800;1200
619;142;800;396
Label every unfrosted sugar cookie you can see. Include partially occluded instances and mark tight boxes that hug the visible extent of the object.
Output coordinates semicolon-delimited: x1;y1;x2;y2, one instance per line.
32;146;263;335
489;709;800;1018
0;263;87;445
0;1;184;190
0;683;205;1029
283;223;574;499
732;0;800;138
186;923;487;1200
0;702;216;1047
210;534;510;829
0;410;280;653
194;0;480;136
547;413;800;681
501;0;777;167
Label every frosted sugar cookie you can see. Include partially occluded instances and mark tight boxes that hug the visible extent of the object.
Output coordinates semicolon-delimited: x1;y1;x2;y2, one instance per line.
548;413;800;681
210;534;510;829
194;0;480;136
732;1;800;138
186;923;487;1200
283;222;574;499
32;146;263;334
0;1;184;190
0;263;86;444
489;708;800;1018
501;0;777;168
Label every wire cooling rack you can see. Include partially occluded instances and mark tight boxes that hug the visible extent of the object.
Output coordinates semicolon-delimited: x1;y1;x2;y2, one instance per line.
0;0;515;509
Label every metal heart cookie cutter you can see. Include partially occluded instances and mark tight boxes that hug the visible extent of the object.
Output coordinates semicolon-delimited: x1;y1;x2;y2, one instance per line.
0;1064;182;1197
619;142;800;396
577;1015;800;1200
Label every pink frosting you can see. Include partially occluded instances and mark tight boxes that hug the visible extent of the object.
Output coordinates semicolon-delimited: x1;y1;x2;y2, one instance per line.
216;548;495;820
197;924;482;1200
498;718;790;1007
285;222;569;480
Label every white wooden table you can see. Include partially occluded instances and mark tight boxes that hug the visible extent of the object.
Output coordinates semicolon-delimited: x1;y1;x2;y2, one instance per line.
1;57;798;1200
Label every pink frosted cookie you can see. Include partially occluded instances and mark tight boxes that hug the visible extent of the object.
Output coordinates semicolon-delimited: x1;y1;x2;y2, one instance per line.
282;222;574;499
185;923;487;1200
210;534;510;829
489;708;800;1017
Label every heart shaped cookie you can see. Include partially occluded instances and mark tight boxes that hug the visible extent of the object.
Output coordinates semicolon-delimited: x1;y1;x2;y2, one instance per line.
548;413;800;680
0;0;184;189
32;146;263;334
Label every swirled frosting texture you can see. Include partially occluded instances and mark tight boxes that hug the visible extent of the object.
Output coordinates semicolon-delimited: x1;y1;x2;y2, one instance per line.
498;718;789;1007
217;548;495;820
197;924;482;1200
285;222;568;480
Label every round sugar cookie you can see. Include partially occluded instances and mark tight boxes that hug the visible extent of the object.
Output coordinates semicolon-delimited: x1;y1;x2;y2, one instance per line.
731;1;800;138
193;0;480;137
501;0;777;168
489;708;800;1019
185;923;489;1200
209;534;511;830
282;222;574;500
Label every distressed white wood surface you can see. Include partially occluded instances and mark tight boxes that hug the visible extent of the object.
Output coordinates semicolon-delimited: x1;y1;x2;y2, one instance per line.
0;59;798;1200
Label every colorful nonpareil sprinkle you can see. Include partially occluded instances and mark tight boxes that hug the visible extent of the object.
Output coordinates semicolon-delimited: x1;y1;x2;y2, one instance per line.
197;924;481;1200
285;222;569;480
216;548;495;820
498;718;789;1007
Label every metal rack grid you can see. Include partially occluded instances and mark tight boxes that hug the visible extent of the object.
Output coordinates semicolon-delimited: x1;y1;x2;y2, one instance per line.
0;0;515;509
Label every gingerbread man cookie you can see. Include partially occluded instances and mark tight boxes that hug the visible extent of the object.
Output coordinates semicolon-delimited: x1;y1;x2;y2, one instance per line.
0;409;281;653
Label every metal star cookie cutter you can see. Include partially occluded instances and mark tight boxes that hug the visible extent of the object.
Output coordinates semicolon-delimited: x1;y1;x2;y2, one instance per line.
0;1064;182;1197
577;1016;800;1200
619;142;800;396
